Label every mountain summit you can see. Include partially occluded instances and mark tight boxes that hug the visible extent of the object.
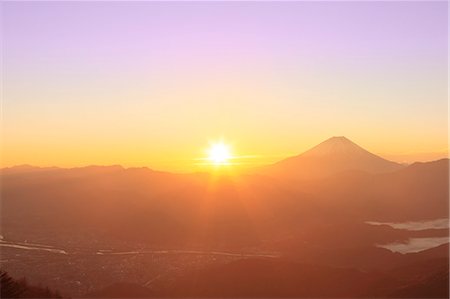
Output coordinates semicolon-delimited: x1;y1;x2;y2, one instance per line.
261;136;403;179
302;136;371;157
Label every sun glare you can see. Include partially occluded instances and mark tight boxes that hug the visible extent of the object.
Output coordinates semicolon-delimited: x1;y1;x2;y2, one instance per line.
207;142;232;165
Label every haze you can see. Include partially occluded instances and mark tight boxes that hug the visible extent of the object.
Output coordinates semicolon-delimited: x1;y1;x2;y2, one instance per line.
0;2;449;298
2;1;448;172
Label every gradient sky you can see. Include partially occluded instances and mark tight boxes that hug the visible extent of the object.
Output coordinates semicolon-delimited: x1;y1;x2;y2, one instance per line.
2;1;448;172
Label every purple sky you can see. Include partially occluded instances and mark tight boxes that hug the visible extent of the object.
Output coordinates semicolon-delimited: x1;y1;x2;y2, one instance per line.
2;1;448;169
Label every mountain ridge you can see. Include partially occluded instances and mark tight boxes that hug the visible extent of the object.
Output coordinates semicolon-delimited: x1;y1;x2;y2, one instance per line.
260;136;404;179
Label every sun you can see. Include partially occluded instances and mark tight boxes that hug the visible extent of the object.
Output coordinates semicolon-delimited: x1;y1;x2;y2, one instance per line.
207;142;232;165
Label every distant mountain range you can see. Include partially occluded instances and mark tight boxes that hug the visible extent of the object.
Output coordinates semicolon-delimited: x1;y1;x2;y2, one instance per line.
0;136;434;180
1;136;448;298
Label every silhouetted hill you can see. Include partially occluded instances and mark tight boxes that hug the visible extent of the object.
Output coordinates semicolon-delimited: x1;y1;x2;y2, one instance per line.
270;240;449;273
1;160;447;248
0;270;61;298
409;243;449;259
1;165;60;175
294;158;449;221
79;256;449;298
1;149;448;298
259;136;403;179
389;267;449;298
84;282;154;298
160;258;397;298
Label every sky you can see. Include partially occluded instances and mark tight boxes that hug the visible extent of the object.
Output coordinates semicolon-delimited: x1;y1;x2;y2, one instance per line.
1;1;448;172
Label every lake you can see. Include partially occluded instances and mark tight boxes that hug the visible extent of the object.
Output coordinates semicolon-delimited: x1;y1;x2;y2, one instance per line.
366;218;449;253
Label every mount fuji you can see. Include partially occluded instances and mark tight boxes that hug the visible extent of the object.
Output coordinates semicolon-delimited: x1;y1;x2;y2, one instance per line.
261;136;404;179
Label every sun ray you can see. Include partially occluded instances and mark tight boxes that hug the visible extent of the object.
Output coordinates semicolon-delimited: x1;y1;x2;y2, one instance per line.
207;142;232;165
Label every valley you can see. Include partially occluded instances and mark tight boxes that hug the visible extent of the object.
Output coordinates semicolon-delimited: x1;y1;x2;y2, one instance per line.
1;137;448;297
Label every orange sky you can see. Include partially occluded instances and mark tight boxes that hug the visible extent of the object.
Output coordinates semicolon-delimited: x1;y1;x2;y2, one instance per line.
2;2;448;172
